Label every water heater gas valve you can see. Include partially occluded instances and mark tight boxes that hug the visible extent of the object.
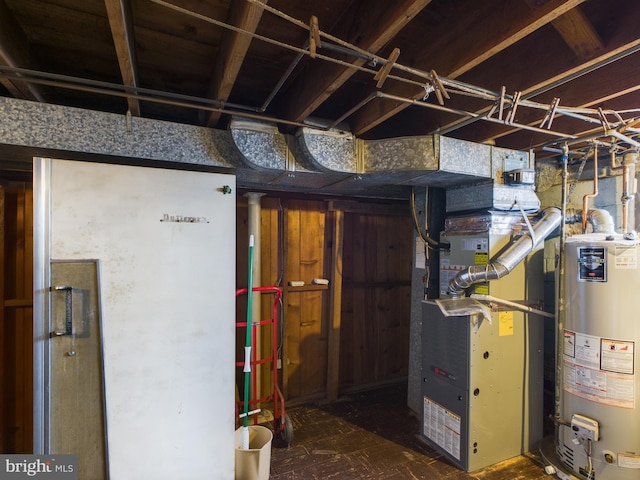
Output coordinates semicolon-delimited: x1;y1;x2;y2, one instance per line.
570;414;599;442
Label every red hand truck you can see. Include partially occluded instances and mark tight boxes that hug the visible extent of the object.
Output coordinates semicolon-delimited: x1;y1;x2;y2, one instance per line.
235;286;293;447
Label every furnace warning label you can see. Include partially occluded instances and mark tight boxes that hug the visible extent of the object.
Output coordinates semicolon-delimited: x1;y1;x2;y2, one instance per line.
461;238;488;252
617;453;640;469
423;396;461;460
563;330;635;409
474;252;489;265
439;259;466;296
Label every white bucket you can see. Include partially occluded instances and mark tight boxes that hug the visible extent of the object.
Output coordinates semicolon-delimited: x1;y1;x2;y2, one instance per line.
234;425;273;480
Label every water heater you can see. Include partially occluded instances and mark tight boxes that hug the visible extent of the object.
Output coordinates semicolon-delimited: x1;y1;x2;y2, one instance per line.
558;233;640;479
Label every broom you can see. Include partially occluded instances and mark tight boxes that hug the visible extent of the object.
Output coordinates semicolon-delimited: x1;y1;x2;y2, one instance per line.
241;234;255;450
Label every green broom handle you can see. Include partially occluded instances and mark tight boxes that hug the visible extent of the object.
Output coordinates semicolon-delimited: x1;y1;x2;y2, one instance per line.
242;235;255;430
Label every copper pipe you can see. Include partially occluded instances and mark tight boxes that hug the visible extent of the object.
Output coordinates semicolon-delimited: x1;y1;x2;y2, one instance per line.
621;153;638;233
609;146;637;234
609;141;626;232
582;144;599;233
622;163;630;232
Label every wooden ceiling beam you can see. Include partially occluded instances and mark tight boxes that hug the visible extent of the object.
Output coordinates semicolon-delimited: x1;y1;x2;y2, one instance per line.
446;31;640;145
105;0;140;116
488;91;640;159
349;0;586;136
546;6;604;60
282;0;432;124
205;0;267;128
471;50;640;148
0;0;44;101
426;0;640;144
523;1;604;60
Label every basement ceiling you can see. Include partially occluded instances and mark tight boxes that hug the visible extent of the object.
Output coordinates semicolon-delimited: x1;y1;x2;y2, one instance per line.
1;0;640;164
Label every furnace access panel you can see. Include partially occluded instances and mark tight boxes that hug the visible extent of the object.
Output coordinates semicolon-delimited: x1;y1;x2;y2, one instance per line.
420;301;542;471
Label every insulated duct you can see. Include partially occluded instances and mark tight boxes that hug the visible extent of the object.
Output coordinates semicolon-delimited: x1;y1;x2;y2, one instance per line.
228;119;500;196
0;97;537;200
447;207;563;298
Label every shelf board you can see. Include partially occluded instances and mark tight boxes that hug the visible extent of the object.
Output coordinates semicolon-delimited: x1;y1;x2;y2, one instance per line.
286;284;329;292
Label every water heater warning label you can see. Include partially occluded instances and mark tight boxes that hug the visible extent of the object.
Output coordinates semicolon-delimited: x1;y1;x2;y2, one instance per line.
563;330;636;409
577;246;606;282
614;244;638;269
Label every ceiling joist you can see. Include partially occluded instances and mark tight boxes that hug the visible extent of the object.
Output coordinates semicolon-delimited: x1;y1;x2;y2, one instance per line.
1;0;639;163
281;0;432;123
206;0;267;127
105;0;140;116
349;0;587;136
0;0;44;101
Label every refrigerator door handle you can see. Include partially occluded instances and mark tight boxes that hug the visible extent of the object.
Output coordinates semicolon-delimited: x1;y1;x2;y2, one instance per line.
50;284;73;337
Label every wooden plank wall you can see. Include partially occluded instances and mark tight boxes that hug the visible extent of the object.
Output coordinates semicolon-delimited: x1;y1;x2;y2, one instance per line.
236;194;413;403
0;181;34;453
339;210;413;390
282;199;328;400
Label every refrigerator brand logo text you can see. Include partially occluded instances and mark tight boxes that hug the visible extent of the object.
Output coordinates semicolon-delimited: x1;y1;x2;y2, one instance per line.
160;213;209;224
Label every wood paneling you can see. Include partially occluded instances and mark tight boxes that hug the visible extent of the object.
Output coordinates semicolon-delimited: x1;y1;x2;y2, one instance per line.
283;199;328;400
340;213;413;389
235;194;413;402
1;181;33;453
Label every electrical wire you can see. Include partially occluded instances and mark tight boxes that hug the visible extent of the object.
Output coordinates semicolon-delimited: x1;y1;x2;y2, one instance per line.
585;438;594;480
410;187;449;251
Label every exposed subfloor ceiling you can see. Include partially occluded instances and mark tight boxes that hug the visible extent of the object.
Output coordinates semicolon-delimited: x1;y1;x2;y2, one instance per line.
1;0;640;196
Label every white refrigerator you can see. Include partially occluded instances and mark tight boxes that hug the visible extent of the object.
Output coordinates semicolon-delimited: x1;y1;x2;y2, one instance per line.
33;158;236;479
